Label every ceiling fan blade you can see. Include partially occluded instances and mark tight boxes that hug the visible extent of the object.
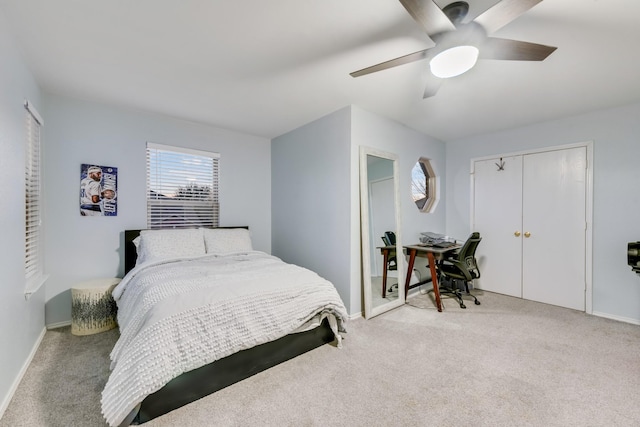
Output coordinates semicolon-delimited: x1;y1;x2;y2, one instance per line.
398;0;456;36
474;0;543;34
479;37;557;61
350;48;431;78
423;74;442;99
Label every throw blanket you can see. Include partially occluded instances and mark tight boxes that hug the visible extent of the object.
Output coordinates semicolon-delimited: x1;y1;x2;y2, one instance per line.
101;251;348;426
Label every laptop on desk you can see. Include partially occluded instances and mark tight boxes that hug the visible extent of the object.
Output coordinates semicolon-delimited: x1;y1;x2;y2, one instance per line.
433;241;456;249
419;231;454;246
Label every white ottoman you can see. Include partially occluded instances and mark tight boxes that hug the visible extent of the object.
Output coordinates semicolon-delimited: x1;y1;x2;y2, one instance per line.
71;278;121;336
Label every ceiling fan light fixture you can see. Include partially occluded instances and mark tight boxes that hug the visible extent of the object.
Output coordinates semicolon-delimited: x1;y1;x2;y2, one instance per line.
429;45;479;78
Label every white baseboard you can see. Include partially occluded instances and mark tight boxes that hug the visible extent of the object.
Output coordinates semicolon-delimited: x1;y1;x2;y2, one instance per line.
592;311;640;326
46;320;71;330
0;326;46;420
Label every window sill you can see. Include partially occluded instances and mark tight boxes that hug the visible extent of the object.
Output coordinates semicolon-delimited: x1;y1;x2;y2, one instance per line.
25;274;49;300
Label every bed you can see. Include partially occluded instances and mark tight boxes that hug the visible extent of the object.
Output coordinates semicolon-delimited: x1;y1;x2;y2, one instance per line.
101;227;348;426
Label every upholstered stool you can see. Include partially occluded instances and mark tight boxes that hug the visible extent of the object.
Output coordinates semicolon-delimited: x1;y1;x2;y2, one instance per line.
71;278;121;336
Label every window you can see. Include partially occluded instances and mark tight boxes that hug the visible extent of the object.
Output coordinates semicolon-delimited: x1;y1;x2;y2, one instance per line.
411;157;439;213
146;142;220;229
25;100;45;295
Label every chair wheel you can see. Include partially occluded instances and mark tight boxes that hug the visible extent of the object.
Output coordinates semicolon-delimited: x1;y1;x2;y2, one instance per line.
475;300;481;305
460;303;466;309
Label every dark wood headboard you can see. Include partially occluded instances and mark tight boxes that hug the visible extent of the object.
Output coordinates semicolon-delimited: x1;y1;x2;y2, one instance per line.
124;227;249;275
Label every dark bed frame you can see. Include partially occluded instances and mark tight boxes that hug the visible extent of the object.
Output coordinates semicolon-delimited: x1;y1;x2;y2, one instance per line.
120;229;336;425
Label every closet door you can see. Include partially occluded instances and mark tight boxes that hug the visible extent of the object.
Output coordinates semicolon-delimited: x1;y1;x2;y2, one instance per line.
472;155;523;297
370;178;395;277
522;147;587;310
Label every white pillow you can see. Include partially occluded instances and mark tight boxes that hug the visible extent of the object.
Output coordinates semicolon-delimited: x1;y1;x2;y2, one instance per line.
203;228;252;254
136;228;205;264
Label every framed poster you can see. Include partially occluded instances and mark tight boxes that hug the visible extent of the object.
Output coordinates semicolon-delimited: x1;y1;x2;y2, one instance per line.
80;164;118;216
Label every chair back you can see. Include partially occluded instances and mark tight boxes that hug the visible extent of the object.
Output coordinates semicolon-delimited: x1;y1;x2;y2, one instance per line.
456;232;482;279
381;232;398;270
381;231;396;246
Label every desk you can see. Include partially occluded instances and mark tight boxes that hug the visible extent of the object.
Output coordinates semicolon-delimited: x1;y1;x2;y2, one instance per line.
377;245;396;298
403;244;460;312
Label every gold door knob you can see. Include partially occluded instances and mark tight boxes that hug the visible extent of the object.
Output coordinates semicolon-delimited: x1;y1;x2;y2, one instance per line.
524;231;531;238
514;231;521;237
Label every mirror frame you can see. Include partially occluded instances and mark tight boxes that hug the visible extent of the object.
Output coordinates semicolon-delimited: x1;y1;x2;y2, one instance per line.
360;146;405;319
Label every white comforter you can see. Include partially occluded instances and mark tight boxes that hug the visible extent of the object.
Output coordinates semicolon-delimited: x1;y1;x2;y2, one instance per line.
101;251;348;426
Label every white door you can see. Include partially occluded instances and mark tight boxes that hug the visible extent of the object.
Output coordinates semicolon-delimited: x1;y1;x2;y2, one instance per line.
473;155;523;297
472;146;587;311
522;147;587;310
370;178;395;277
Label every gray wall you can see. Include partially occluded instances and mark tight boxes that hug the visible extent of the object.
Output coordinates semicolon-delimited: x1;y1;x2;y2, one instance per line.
42;94;272;326
272;106;447;316
445;102;640;324
271;107;353;311
351;106;447;243
0;11;46;416
351;107;447;305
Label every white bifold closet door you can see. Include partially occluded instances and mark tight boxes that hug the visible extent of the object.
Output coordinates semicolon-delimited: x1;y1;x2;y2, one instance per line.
473;146;587;311
473;155;523;298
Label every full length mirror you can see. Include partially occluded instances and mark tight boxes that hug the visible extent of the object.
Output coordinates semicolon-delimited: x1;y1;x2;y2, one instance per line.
360;146;404;319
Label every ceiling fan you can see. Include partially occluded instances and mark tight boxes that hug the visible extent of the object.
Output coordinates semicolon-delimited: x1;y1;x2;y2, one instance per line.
350;0;557;98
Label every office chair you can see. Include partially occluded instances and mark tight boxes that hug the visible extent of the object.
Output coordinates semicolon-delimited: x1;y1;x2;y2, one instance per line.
381;232;397;296
436;232;482;309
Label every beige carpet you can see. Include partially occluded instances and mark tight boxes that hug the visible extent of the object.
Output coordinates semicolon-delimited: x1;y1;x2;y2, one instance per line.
2;291;640;427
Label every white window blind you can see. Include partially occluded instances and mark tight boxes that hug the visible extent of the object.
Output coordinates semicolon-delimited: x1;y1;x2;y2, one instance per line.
25;100;44;291
146;142;220;229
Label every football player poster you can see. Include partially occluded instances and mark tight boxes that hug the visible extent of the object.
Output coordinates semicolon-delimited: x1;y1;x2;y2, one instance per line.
80;164;118;216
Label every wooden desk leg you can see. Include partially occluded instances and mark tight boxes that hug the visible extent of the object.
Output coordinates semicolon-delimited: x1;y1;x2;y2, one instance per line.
382;249;389;298
404;249;417;299
427;252;443;312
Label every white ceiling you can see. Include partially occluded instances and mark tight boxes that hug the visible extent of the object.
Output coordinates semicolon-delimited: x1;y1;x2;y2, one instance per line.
2;0;640;141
